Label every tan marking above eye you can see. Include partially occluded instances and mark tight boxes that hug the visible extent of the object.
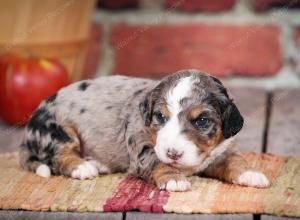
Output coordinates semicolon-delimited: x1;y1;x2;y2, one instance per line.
188;106;204;120
156;104;171;119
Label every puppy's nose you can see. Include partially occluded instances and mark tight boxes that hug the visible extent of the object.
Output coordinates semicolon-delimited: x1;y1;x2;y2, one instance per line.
167;149;183;161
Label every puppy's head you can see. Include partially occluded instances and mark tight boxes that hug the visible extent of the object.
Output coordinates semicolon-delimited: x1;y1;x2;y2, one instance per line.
139;69;243;171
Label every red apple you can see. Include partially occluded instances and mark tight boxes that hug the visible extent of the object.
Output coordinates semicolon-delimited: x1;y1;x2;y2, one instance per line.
0;54;70;125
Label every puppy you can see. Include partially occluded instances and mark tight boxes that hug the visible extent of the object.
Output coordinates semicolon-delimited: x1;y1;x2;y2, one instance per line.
19;69;270;192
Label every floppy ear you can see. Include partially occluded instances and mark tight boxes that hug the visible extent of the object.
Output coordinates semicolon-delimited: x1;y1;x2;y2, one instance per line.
221;101;244;139
139;92;153;127
209;75;243;138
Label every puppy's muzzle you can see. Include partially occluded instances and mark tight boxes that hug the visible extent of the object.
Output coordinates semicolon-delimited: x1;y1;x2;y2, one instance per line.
166;148;183;161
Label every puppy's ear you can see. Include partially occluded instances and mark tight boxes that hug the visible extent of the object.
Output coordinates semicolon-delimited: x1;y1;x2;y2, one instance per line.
209;75;244;138
139;92;153;127
221;101;244;139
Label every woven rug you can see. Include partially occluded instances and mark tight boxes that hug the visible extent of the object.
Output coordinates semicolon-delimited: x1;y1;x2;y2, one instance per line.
0;152;299;217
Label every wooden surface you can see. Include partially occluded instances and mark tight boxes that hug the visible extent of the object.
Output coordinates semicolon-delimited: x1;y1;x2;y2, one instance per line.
0;211;123;220
0;120;23;153
261;90;300;220
261;215;298;220
267;90;300;155
0;88;299;220
126;213;252;220
261;215;297;220
230;88;267;153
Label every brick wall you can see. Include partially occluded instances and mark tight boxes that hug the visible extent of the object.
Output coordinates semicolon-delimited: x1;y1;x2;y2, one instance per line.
93;0;300;87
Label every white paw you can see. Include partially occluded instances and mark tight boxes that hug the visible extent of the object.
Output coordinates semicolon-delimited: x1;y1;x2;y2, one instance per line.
36;164;51;178
71;161;99;180
235;170;270;188
159;179;191;192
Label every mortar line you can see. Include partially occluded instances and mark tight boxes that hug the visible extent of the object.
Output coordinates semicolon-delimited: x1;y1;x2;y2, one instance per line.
96;22;114;76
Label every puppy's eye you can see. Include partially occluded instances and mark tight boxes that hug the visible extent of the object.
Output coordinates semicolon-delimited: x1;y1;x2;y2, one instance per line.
192;116;212;129
153;112;167;125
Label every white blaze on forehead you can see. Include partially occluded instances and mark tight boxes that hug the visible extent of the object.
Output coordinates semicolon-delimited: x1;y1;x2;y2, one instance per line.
166;76;193;115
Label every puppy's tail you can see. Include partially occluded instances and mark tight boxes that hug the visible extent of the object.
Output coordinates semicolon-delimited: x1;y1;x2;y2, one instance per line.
19;143;52;178
19;104;59;178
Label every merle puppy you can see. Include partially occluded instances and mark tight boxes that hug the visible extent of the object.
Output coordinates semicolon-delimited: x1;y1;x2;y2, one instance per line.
19;69;270;192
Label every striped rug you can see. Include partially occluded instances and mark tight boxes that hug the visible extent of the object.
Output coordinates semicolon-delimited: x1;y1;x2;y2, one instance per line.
0;152;299;217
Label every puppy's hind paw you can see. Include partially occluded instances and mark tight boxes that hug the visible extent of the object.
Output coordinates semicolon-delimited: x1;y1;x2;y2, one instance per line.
159;179;191;192
71;161;99;180
235;170;270;188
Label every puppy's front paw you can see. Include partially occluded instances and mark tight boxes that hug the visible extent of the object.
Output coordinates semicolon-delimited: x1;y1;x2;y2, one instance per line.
235;170;270;188
71;161;99;180
159;179;191;192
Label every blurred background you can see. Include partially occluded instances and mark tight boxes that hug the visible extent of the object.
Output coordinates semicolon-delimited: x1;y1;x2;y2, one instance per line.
0;0;299;155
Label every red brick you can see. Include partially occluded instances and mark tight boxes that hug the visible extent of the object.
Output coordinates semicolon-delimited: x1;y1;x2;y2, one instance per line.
98;0;139;9
294;28;300;47
165;0;236;12
251;0;300;11
110;24;282;77
81;23;101;79
292;27;300;73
